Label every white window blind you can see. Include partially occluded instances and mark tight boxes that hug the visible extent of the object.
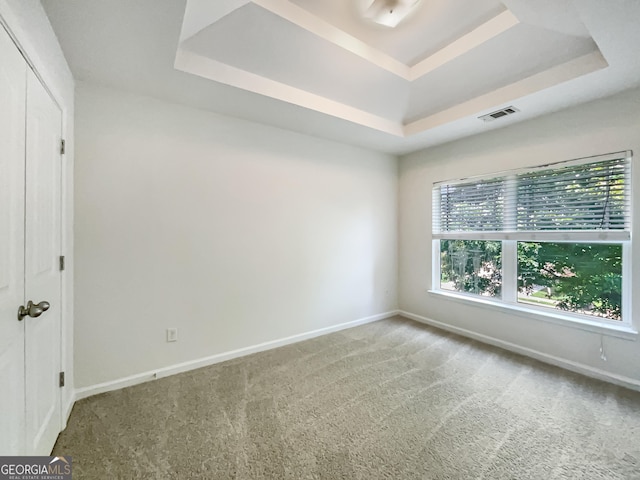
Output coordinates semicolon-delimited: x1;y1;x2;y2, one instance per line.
434;177;504;233
433;152;631;241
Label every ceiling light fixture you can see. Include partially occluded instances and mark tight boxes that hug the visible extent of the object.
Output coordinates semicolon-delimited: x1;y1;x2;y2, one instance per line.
364;0;421;28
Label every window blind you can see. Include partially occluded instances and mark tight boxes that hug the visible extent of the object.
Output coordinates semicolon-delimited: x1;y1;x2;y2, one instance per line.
433;152;631;241
433;177;504;233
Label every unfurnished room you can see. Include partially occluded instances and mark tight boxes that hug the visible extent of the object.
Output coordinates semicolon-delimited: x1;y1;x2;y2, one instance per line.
1;0;640;478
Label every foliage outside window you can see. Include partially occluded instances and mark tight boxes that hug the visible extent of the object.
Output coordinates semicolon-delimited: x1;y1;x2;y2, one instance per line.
440;240;502;297
433;152;631;323
517;242;622;319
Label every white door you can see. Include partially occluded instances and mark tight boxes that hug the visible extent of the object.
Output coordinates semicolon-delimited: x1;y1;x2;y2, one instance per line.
0;24;63;455
0;24;27;456
24;67;63;455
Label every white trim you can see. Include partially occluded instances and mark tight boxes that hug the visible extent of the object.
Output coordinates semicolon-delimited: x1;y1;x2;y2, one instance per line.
409;10;519;80
501;240;517;302
180;1;517;82
75;310;399;401
0;9;75;454
174;48;403;137
427;289;637;339
253;0;409;79
404;51;608;137
432;150;631;187
622;241;633;330
60;391;75;431
398;310;640;392
177;2;607;138
431;239;440;292
433;231;631;242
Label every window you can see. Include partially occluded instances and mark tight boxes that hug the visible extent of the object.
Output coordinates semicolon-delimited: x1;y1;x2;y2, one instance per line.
432;152;632;325
440;240;502;297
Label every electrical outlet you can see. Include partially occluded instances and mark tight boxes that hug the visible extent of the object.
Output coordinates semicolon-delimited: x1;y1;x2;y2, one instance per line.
167;328;178;342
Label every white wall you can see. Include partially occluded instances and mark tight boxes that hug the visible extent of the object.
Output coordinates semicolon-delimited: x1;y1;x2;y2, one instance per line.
0;0;75;418
75;83;398;389
399;87;640;388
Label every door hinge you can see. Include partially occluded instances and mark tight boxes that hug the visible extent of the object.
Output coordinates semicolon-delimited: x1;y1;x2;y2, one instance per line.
59;372;65;388
60;139;66;155
59;255;65;271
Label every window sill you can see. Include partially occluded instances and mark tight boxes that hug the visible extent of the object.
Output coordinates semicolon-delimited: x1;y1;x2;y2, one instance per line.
427;289;638;341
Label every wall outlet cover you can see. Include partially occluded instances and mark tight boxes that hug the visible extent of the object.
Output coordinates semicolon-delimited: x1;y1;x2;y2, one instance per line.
167;328;178;342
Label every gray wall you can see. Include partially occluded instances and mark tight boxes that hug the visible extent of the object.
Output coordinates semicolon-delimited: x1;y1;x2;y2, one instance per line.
399;87;640;388
74;82;398;389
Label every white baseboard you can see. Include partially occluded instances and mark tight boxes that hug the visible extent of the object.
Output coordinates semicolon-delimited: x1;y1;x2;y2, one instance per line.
399;310;640;392
61;391;76;429
75;310;399;401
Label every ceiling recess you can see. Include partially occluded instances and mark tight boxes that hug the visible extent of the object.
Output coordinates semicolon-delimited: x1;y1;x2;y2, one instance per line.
364;0;422;28
478;106;520;122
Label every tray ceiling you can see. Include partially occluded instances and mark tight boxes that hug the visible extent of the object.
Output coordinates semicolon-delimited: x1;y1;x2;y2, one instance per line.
175;0;604;137
41;0;640;154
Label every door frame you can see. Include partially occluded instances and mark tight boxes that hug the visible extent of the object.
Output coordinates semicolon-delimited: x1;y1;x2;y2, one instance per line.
0;11;72;441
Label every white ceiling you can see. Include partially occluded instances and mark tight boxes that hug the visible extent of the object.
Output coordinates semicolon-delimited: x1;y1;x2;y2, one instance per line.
41;0;640;155
288;0;507;65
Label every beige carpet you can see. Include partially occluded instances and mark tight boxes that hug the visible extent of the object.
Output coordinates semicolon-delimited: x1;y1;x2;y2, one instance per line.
54;316;640;479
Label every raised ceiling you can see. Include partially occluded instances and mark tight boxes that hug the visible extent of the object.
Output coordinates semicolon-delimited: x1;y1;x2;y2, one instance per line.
42;0;640;154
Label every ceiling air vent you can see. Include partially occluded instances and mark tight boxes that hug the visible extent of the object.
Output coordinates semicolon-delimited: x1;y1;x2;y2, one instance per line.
479;106;520;122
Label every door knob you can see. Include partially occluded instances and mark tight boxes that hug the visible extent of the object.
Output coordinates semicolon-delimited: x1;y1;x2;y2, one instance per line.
17;300;50;321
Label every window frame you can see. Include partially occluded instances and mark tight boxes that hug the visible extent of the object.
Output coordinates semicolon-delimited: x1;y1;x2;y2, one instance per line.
430;151;634;337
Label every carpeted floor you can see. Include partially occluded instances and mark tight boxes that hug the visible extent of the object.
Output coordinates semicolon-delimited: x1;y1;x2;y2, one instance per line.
54;316;640;479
